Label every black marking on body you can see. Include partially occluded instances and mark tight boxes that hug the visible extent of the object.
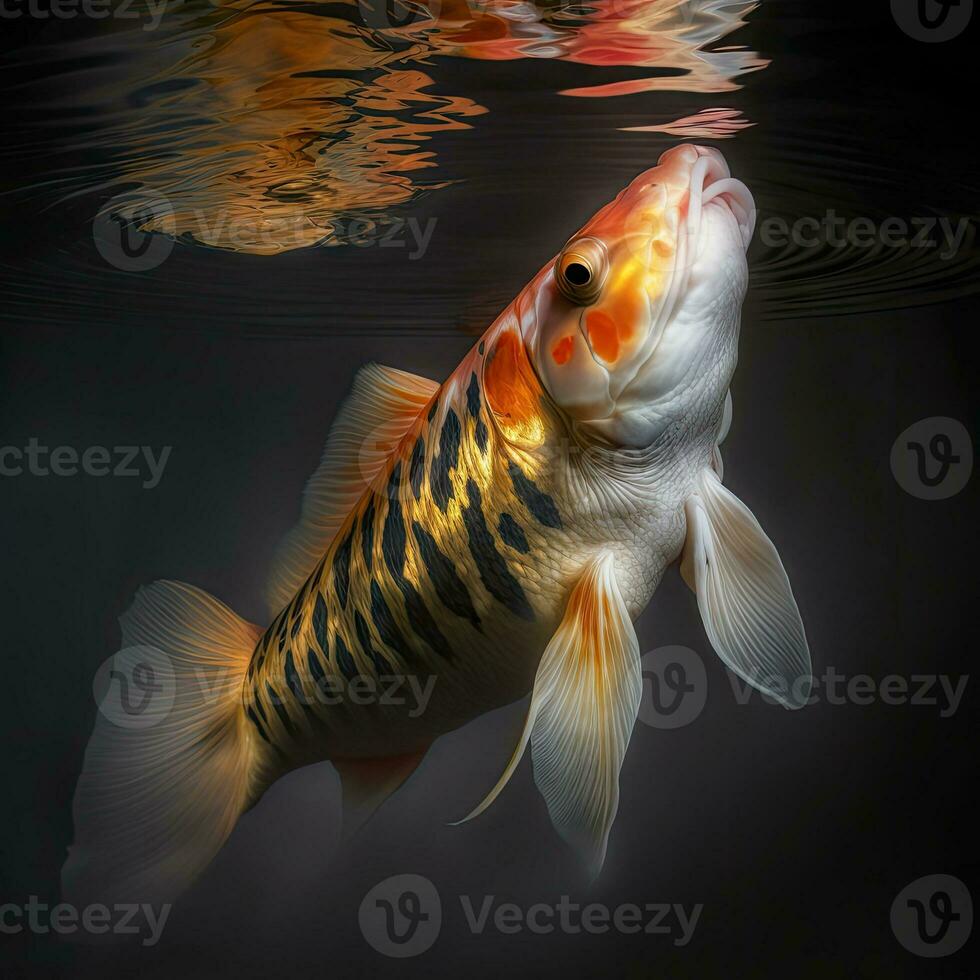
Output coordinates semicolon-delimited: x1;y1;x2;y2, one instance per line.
266;682;297;737
497;512;530;553
284;649;303;699
290;615;302;638
247;706;271;743
409;436;425;501
360;499;376;571
334;633;357;680
478;340;485;355
462;479;534;621
354;610;373;664
467;372;488;452
253;689;269;724
430;409;461;512
369;580;413;670
354;608;392;676
333;527;354;608
372;467;456;661
313;593;328;654
382;463;407;579
400;580;456;661
466;372;481;418
412;520;481;629
307;647;327;691
427;394;440;421
288;649;317;718
296;557;325;617
507;460;562;529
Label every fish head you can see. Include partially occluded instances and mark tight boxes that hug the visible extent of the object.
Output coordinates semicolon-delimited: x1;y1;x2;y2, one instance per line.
521;144;755;448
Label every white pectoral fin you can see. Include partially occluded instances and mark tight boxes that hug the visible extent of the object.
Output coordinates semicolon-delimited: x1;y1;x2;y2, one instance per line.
453;552;641;879
683;468;812;709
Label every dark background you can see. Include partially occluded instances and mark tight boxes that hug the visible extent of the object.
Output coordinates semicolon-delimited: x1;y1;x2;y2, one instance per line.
1;1;977;977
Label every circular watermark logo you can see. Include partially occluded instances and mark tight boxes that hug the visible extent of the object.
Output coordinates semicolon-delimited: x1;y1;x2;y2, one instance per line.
891;874;972;957
93;191;175;272
637;645;707;730
92;645;176;729
891;0;973;41
358;873;441;958
357;0;442;31
890;417;973;500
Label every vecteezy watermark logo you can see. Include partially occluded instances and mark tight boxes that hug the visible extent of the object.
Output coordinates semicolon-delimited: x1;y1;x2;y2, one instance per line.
891;874;973;957
253;672;437;717
0;897;170;947
358;877;702;954
93;646;176;729
0;0;173;31
458;896;702;945
93;191;175;272
0;440;172;489
729;668;968;717
892;0;973;41
336;216;438;259
358;874;442;958
637;646;707;729
890;417;973;500
758;212;972;260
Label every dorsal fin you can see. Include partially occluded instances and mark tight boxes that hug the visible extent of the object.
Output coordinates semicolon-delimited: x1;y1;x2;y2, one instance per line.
266;364;439;617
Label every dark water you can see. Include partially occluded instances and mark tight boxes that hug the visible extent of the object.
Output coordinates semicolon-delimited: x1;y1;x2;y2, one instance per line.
1;1;977;979
3;0;977;334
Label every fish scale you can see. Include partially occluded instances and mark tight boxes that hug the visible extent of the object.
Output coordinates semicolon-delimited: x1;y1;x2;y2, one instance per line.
242;340;571;770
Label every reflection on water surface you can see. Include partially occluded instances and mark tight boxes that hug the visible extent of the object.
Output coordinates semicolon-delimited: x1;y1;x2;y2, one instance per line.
23;0;765;253
4;0;975;327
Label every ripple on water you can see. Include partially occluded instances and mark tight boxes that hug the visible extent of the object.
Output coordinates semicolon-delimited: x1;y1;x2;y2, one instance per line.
747;134;980;319
3;1;977;329
5;0;763;254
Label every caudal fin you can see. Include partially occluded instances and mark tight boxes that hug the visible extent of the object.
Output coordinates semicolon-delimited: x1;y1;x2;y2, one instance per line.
62;581;262;908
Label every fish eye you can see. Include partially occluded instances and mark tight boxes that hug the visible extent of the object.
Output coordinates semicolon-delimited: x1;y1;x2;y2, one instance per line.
556;237;607;305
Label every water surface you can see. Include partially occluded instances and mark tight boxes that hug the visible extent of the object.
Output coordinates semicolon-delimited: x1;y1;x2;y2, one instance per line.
1;0;977;332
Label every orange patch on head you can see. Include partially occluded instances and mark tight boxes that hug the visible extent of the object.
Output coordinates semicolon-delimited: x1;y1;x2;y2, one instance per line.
586;310;620;363
551;336;574;365
484;328;542;437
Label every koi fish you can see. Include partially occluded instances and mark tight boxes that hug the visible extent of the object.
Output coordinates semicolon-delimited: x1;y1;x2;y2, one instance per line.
64;144;811;907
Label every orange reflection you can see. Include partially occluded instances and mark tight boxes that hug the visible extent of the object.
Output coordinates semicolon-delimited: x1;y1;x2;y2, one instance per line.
119;0;765;253
134;6;484;252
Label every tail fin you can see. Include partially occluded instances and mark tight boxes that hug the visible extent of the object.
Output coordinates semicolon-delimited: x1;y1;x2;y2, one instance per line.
62;581;262;908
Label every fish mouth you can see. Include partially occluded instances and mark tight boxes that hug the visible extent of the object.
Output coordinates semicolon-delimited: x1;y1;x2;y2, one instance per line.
685;146;756;249
651;145;755;337
607;146;752;400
